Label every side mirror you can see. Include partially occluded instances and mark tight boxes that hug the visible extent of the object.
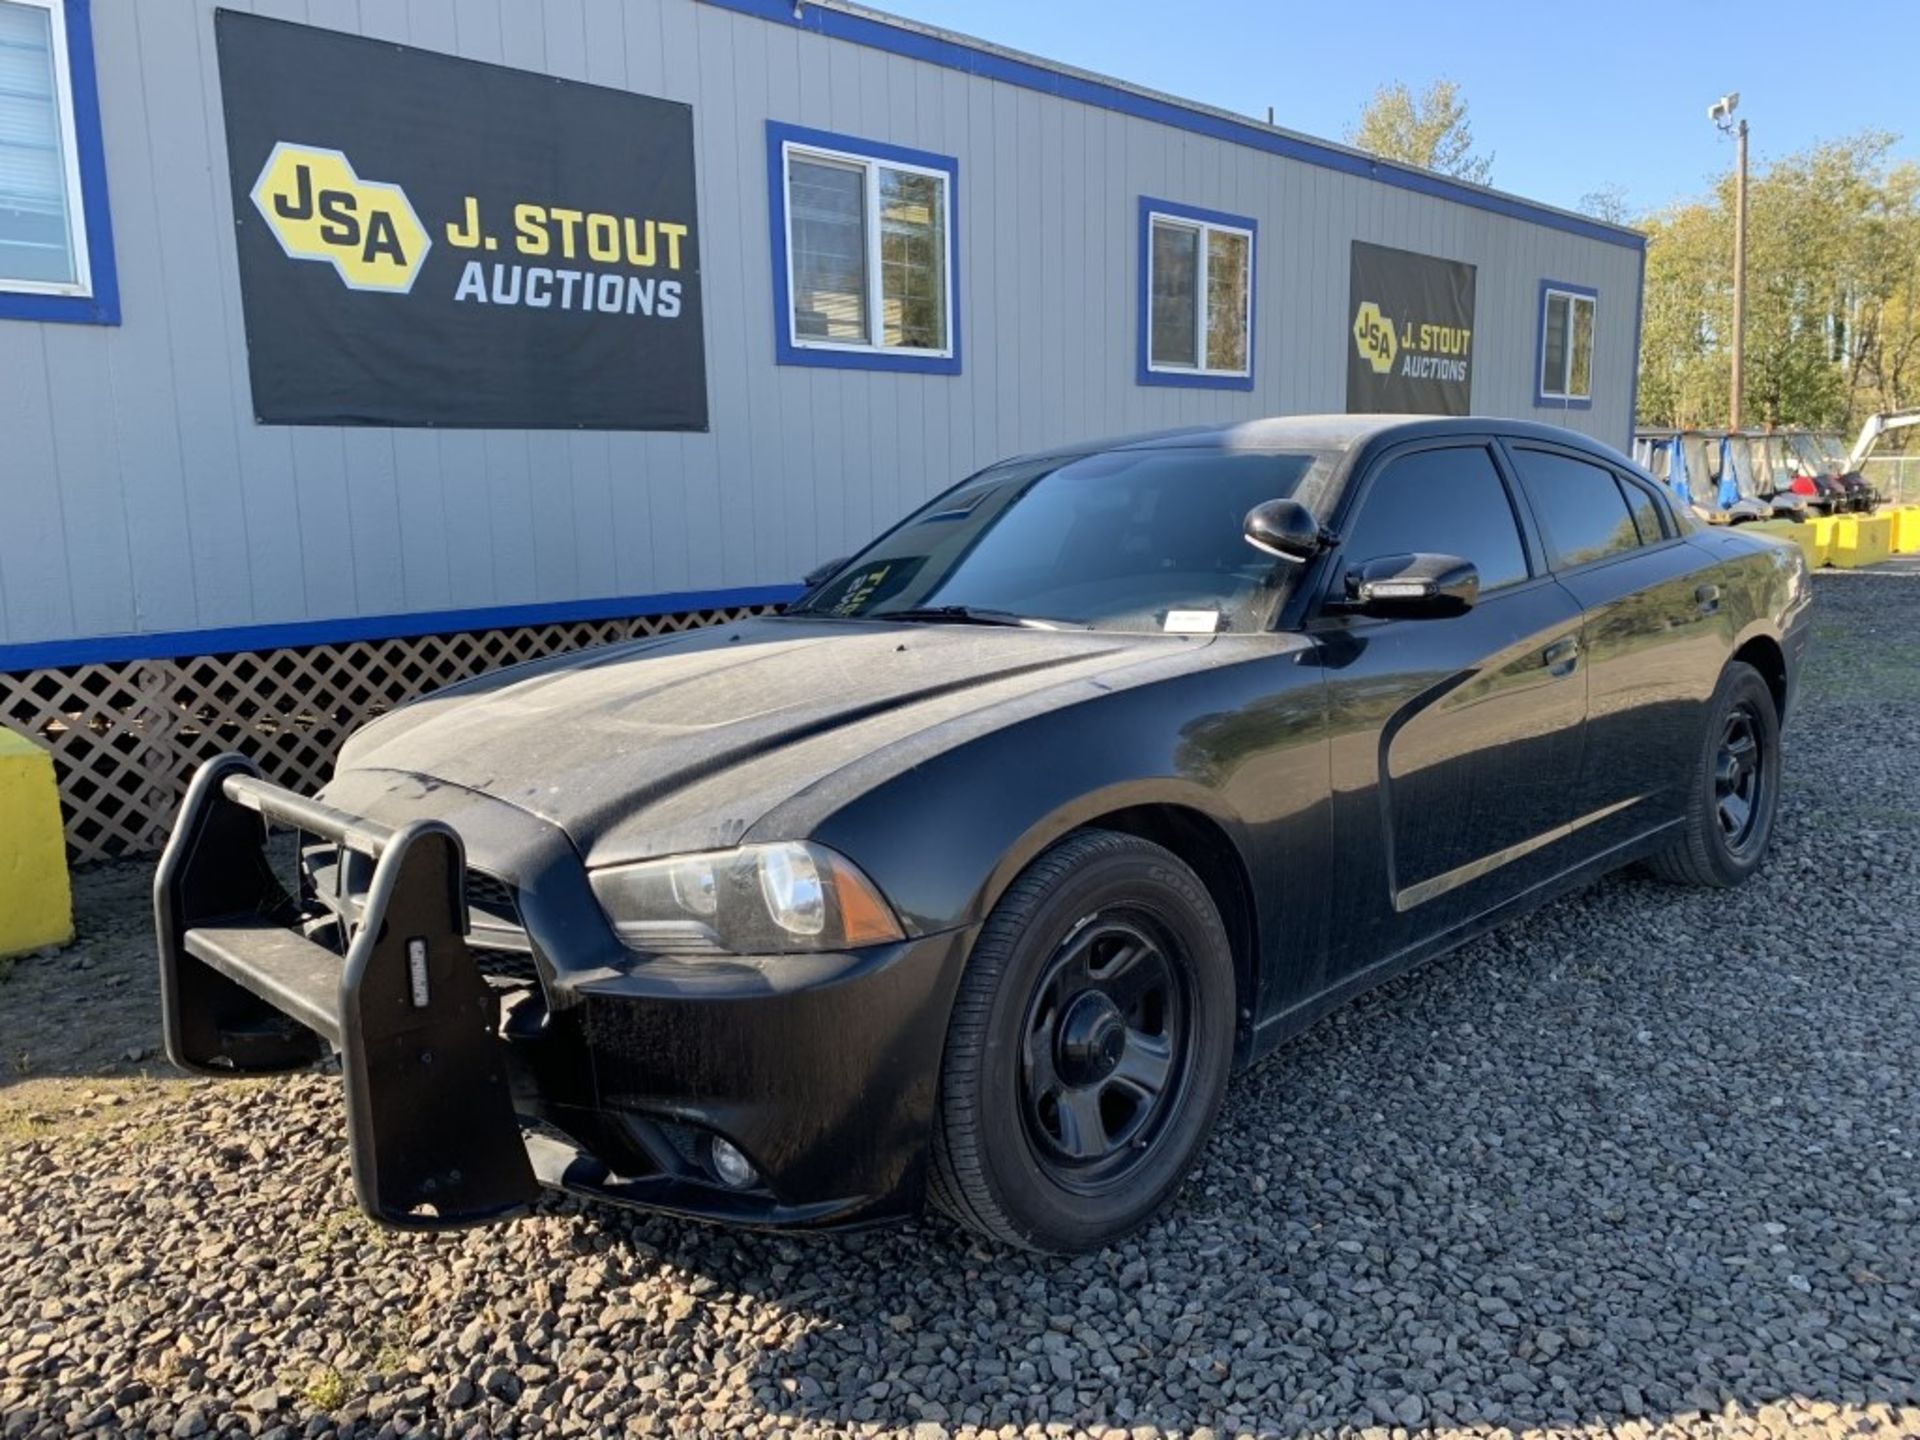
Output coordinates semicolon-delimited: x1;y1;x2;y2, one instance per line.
1341;553;1478;619
1242;499;1325;563
803;555;850;589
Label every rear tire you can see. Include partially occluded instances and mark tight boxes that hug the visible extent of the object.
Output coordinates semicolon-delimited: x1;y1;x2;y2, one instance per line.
928;829;1235;1253
1646;660;1781;888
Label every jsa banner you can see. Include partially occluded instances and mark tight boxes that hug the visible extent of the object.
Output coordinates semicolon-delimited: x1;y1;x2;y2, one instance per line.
216;12;707;431
1347;241;1476;416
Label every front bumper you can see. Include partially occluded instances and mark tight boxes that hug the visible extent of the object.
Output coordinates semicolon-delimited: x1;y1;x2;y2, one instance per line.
155;755;970;1232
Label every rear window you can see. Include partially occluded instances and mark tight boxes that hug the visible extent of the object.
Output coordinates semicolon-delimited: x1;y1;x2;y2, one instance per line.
1511;447;1645;570
1617;476;1666;544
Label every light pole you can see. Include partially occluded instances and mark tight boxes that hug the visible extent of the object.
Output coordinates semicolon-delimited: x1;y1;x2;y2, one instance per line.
1710;92;1748;430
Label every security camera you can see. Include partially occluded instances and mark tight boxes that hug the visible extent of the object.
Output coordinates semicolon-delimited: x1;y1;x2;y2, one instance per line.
1707;92;1740;122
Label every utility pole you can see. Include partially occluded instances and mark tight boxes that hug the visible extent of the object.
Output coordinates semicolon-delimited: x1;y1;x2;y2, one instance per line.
1710;93;1748;430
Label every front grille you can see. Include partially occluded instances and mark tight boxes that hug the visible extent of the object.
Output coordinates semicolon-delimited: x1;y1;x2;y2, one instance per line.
463;868;535;979
471;946;541;988
466;869;517;921
299;839;537;987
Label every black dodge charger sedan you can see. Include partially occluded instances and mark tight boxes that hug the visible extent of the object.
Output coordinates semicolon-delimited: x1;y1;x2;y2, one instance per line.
158;415;1811;1253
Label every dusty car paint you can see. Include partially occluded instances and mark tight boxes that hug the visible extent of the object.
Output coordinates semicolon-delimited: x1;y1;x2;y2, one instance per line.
157;415;1811;1233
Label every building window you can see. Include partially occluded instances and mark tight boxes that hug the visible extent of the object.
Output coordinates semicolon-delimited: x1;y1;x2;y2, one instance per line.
0;0;115;324
1537;281;1596;406
1138;197;1254;390
767;121;958;374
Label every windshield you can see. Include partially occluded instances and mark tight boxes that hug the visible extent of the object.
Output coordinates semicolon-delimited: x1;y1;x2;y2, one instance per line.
1682;435;1718;490
790;446;1334;634
1790;432;1844;472
1757;436;1795;487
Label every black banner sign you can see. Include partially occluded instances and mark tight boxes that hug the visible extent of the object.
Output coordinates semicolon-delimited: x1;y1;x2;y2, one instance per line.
216;11;707;431
1346;241;1476;416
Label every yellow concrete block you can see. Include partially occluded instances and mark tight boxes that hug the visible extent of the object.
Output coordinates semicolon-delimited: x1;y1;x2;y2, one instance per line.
1808;514;1846;566
1832;513;1894;569
0;727;72;957
1890;506;1920;554
1748;519;1822;570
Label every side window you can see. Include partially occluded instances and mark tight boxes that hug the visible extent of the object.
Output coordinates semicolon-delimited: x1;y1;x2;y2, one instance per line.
1538;283;1596;403
1511;448;1644;569
1339;446;1530;593
0;0;119;326
1138;197;1255;389
767;122;958;374
1616;474;1666;544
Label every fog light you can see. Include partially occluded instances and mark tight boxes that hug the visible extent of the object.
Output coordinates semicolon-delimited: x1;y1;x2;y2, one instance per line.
707;1136;758;1189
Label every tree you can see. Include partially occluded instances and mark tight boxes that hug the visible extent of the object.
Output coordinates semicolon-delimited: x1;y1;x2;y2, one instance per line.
1635;132;1920;433
1578;185;1632;225
1345;80;1493;185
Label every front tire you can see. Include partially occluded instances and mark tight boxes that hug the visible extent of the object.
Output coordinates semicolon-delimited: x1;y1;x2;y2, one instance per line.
928;829;1235;1252
1647;660;1781;888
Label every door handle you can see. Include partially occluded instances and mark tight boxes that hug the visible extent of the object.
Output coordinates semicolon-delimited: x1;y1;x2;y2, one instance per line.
1541;636;1580;676
1696;583;1721;614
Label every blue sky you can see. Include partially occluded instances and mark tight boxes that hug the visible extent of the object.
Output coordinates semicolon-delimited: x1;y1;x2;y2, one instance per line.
877;0;1919;215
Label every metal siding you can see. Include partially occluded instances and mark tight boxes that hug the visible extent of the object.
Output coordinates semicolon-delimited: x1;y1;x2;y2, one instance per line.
0;332;71;639
40;324;134;637
3;0;1643;648
438;430;493;606
135;2;255;629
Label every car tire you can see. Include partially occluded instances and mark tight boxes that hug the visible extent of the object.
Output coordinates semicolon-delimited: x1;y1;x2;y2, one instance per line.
1646;660;1782;888
927;828;1235;1253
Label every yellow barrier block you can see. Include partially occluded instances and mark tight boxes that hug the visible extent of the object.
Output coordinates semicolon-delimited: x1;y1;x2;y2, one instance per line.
1890;506;1920;555
0;727;71;957
1749;519;1822;570
1832;513;1894;569
1808;514;1846;566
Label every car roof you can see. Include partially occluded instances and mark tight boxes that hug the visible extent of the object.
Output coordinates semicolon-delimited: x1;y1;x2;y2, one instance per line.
1014;414;1633;464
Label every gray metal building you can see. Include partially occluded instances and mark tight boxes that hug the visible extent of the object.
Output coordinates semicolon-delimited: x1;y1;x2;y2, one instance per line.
0;0;1644;857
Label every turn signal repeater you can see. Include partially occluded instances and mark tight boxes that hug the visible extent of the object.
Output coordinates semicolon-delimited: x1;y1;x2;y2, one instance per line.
821;849;903;946
588;841;905;955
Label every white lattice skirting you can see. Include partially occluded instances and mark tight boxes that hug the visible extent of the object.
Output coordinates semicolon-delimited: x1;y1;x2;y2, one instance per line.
1;605;774;864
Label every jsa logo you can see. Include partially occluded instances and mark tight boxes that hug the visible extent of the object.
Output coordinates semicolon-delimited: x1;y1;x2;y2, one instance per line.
1351;300;1397;376
250;143;430;293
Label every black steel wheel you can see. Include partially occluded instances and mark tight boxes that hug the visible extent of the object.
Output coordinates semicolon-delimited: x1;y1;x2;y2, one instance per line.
1648;660;1782;888
928;829;1235;1253
1713;701;1769;856
1019;913;1191;1191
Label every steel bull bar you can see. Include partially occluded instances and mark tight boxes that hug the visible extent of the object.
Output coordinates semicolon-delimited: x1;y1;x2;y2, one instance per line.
155;754;537;1229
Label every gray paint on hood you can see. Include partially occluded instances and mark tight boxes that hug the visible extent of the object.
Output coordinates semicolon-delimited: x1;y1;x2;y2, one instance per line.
330;617;1209;862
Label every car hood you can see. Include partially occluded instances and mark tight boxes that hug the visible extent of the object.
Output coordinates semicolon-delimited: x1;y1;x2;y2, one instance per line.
330;616;1209;863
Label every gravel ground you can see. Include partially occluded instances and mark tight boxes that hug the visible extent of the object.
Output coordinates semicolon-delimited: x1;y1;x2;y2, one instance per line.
2;569;1918;1440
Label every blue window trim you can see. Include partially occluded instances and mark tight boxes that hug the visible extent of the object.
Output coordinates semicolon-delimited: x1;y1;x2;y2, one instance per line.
765;120;961;375
708;0;1643;255
0;0;119;326
0;583;804;671
1534;278;1597;412
1136;196;1256;391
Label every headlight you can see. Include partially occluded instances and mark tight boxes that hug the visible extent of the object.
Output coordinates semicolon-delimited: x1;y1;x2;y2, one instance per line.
588;841;904;955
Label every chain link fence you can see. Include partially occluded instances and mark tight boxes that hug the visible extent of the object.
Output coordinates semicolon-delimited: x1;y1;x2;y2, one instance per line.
1861;456;1920;506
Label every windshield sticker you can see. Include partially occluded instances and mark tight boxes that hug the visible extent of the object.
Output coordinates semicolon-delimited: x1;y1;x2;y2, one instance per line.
1164;609;1220;634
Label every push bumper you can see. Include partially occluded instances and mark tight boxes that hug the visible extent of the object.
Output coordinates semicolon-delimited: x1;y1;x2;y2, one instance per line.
157;755;538;1227
156;755;969;1232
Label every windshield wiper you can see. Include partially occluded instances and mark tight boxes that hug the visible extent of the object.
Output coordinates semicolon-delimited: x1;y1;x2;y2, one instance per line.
874;605;1064;629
